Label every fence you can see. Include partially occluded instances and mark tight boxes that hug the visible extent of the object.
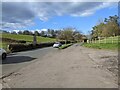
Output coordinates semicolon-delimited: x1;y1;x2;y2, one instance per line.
87;36;119;44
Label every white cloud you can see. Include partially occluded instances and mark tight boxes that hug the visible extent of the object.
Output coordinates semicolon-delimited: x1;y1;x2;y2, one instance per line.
13;30;20;33
34;29;41;33
41;28;48;32
2;0;120;2
2;2;117;30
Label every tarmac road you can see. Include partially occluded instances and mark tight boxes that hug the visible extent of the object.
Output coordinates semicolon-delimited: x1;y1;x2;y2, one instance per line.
1;47;58;77
2;44;118;88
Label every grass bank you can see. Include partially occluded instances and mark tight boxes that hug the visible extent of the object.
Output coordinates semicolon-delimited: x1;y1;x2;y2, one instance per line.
1;33;56;43
0;33;56;51
59;43;73;49
82;43;119;50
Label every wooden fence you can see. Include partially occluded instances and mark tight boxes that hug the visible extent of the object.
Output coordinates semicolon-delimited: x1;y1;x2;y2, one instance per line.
87;36;119;44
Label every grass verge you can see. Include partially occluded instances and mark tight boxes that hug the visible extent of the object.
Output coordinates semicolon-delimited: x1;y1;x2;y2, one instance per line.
82;43;119;50
59;43;73;49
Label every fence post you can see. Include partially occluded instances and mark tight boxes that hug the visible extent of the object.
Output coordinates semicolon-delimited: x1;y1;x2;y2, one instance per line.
104;37;105;43
92;39;94;43
112;37;113;44
105;37;107;44
99;37;100;44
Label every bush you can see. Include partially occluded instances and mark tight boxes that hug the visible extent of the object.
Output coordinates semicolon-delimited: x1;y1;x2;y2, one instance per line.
18;40;26;43
8;40;75;52
8;44;33;52
36;42;54;48
59;40;74;44
8;42;55;52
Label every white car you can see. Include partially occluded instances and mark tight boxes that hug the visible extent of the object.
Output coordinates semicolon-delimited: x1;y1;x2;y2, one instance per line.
53;42;62;48
0;48;7;60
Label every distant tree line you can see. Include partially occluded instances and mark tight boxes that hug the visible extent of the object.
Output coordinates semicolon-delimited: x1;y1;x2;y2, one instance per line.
57;27;83;42
2;29;58;38
91;15;120;39
1;27;84;42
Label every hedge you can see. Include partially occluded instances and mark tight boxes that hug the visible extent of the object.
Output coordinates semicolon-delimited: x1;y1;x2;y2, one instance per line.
8;41;74;52
8;42;54;52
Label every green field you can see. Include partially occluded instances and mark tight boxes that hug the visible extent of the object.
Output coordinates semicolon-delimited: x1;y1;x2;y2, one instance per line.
83;36;120;50
1;33;56;43
0;33;56;50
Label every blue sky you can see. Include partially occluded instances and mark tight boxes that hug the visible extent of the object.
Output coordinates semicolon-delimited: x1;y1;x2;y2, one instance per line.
29;6;118;34
2;2;118;34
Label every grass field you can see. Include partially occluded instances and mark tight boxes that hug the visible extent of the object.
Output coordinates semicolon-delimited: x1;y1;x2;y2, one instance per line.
0;33;56;50
83;36;120;50
1;33;56;43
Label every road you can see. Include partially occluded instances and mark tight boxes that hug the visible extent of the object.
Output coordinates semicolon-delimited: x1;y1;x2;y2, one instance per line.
1;44;118;88
1;47;58;77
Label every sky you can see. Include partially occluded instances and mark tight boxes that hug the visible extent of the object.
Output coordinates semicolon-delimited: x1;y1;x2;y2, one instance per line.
1;0;119;34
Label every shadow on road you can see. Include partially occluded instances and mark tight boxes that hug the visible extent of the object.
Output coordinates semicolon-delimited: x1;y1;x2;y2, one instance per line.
2;56;36;64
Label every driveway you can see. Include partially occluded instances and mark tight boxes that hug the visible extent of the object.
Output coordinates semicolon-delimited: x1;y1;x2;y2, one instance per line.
2;44;118;88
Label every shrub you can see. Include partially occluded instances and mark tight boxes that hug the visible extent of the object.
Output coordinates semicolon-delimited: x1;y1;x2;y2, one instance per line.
8;44;33;52
8;40;75;52
8;42;55;52
18;40;26;43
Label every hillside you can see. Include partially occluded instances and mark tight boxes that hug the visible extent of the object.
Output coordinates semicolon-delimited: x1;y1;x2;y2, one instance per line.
1;33;56;43
0;33;56;50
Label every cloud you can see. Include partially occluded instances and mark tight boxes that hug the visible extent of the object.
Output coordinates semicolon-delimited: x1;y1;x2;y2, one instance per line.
31;28;47;33
2;0;120;2
2;2;116;30
41;28;48;32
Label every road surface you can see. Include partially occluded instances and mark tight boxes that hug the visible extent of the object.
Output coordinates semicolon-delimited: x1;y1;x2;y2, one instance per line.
1;44;118;88
1;47;58;77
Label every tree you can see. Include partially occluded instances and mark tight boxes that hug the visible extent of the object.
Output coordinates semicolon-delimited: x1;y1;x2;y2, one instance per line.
40;31;45;37
51;29;56;37
18;31;23;34
57;27;74;43
47;29;51;34
55;30;61;37
103;15;119;36
47;29;56;38
73;31;82;41
11;31;17;34
23;30;31;35
2;30;9;34
34;31;40;36
91;15;120;38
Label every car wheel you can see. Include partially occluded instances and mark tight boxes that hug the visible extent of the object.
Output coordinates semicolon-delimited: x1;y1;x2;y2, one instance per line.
2;53;7;60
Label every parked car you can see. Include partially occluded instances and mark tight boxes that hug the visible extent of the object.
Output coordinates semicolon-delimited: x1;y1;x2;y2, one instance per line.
53;42;62;48
0;48;7;60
